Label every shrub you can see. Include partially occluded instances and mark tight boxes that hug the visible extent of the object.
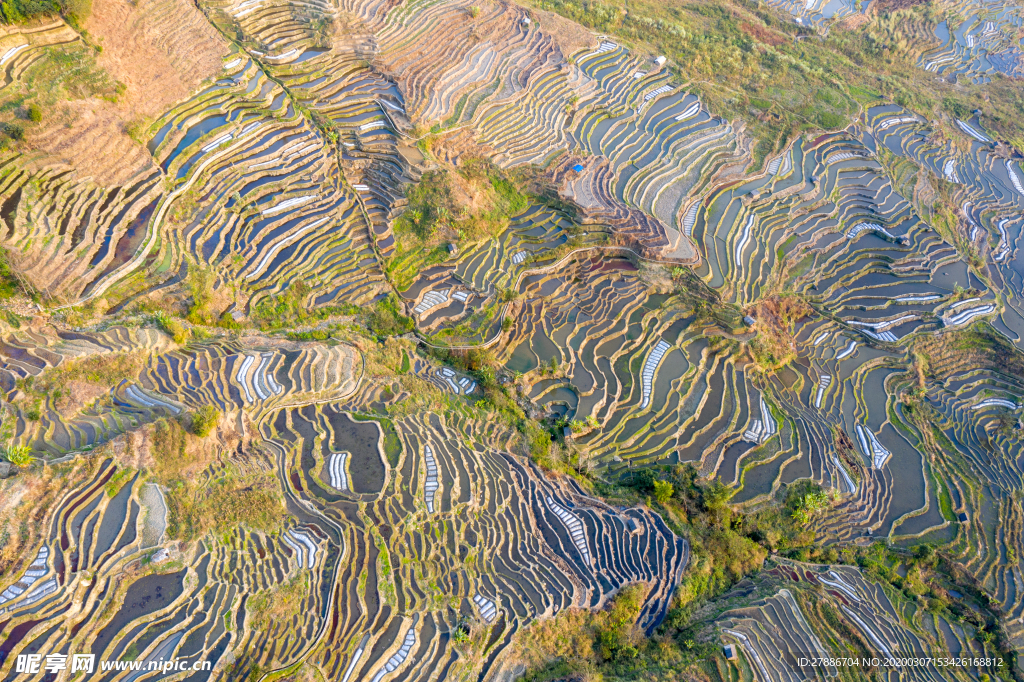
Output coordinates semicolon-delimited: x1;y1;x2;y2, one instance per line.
653;479;674;505
251;281;357;330
4;123;23;141
1;443;32;466
0;0;59;24
943;96;970;120
595;583;645;661
185;266;215;324
366;294;414;336
188;405;220;437
787;480;835;524
26;104;41;122
155;312;191;345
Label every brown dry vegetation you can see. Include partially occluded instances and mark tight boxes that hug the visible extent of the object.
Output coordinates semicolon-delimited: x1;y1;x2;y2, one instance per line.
510;583;651;680
746;294;812;372
868;0;929;14
14;349;150;418
11;0;228;185
391;158;529;249
28;102;155;185
84;0;226;119
148;417;286;542
247;573;311;633
525;0;1024;166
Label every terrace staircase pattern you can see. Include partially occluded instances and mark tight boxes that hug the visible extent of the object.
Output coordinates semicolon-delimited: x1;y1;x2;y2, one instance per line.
3;0;1024;669
717;561;981;680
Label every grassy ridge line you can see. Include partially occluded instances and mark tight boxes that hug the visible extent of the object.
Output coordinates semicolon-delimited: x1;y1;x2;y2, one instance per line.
522;0;1024;167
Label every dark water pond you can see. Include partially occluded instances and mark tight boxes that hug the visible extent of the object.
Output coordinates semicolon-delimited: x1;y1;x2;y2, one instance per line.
90;569;186;657
328;412;386;494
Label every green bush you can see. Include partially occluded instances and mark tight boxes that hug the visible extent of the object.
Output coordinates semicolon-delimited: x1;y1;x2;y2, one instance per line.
943;96;970;120
0;0;58;23
26;103;41;122
188;405;220;437
366;294;414;336
653;479;674;505
155;312;191;345
252;281;357;330
4;123;23;141
786;480;835;524
817;110;846;129
185;266;215;324
1;443;32;466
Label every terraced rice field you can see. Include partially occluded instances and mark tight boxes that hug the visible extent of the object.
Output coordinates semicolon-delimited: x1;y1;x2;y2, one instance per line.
714;561;989;681
1;0;1024;676
0;332;687;680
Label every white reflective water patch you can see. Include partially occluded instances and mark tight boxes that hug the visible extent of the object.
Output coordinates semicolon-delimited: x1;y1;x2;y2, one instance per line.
288;529;318;569
855;424;891;468
681;202;699;236
329;452;349;491
876;116;918;131
246;216;330;280
0;45;27;66
640;340;671;409
473;593;498;622
846;222;895;240
815;374;831;409
260;194;318;217
973;397;1018;410
944;304;995;327
956;119;991;143
424;445;438;513
545;496;591;564
742;394;777;443
674;101;700;122
414;289;450;314
369;627;416;682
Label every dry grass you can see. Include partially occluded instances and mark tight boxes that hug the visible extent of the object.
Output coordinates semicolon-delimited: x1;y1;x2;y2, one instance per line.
34;349;148;394
14;349;149;420
509;583;649;681
147;416;285;541
247;573;310;632
913;323;1024;382
745;294;812;372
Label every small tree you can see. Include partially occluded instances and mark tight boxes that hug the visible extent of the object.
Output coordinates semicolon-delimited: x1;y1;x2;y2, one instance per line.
26;104;41;122
189;405;220;437
653;479;674;505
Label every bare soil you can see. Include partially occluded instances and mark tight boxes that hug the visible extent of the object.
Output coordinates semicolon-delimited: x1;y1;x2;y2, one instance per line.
85;0;228;119
28;101;155;186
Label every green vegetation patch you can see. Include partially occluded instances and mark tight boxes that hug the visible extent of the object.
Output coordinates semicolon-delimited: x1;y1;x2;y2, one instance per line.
19;44;119;108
